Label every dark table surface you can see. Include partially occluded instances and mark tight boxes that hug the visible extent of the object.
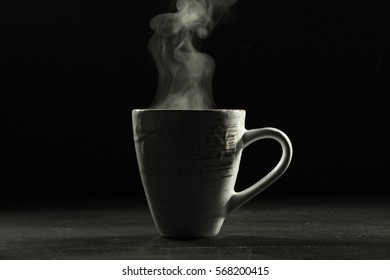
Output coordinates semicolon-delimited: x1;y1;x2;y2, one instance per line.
1;196;389;260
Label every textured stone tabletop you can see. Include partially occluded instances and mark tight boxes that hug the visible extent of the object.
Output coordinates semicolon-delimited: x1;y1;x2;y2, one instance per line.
0;196;389;259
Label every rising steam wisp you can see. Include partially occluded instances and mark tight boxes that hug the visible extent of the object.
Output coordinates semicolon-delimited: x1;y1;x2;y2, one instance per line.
148;0;237;109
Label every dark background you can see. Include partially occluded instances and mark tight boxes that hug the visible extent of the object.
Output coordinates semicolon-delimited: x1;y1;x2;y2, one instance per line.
1;0;389;199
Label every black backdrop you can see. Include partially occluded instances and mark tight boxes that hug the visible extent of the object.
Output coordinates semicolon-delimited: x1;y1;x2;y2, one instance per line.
1;0;389;199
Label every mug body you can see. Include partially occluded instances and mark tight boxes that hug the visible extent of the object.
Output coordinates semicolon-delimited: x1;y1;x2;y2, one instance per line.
132;109;245;238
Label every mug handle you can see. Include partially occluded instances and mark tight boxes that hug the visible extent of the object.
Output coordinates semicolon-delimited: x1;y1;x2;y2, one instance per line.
227;127;293;215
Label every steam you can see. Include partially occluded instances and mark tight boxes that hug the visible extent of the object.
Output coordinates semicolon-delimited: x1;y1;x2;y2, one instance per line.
148;0;237;109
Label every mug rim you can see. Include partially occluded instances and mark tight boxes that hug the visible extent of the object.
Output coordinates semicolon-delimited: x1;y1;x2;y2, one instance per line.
132;109;245;113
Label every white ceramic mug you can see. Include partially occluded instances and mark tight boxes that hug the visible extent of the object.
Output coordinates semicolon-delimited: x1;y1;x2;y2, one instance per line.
132;109;292;238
